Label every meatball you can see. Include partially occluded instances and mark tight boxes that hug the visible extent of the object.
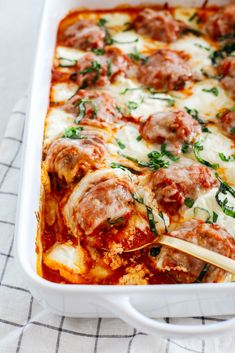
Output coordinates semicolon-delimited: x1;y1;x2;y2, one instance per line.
220;110;235;136
218;56;235;99
45;136;106;183
140;110;201;154
205;4;235;40
72;47;131;88
138;49;193;91
63;90;122;126
152;160;218;215
63;169;134;236
62;19;105;51
154;220;235;283
133;8;185;43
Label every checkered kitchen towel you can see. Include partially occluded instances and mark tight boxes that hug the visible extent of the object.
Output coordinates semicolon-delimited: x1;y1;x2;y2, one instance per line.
0;97;235;353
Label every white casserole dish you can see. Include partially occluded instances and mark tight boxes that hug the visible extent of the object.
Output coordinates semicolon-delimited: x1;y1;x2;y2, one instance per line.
15;0;235;338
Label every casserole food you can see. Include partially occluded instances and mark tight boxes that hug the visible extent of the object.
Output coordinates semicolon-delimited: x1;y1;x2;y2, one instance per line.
16;0;235;338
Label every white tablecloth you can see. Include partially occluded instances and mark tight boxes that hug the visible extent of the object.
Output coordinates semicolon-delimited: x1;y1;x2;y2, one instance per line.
0;97;235;353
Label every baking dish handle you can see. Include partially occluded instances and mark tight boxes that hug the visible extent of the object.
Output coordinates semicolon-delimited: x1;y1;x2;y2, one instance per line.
99;295;235;338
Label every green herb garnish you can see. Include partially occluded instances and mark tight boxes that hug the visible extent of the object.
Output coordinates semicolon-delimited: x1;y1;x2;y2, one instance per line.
194;43;210;51
215;180;235;218
212;211;218;223
116;139;126;150
210;41;235;65
97;18;108;27
231;127;235;135
159;211;168;233
184;197;195;208
136;135;142;141
128;48;148;63
127;101;138;111
73;98;96;123
182;27;202;37
110;162;139;175
193;141;219;169
63;126;86;139
132;194;158;236
59;57;77;67
185;107;211;133
181;142;190;154
122;150;170;171
218;152;235;162
148;95;175;107
92;48;106;55
195;264;210;283
202;87;219;97
120;87;143;95
161;143;180;162
107;217;125;225
150;247;161;257
80;61;101;84
193;207;211;222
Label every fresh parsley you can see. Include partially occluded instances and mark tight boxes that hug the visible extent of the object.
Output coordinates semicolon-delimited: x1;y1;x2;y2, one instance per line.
63;126;86;139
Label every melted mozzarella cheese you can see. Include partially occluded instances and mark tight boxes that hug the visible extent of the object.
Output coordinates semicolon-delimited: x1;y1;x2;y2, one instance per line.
115;124;154;160
44;243;86;273
44;108;73;145
184;188;235;237
103;13;131;26
56;46;85;61
170;35;215;75
51;82;78;102
198;126;235;185
107;77;173;120
176;79;234;121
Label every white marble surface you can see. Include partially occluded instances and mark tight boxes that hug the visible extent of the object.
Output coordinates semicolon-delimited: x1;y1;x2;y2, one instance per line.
0;0;45;140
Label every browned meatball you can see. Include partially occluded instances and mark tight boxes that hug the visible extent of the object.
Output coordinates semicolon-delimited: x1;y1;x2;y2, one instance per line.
63;90;122;127
154;220;235;283
140;110;201;154
218;56;235;99
133;8;185;43
205;4;235;40
76;178;134;235
72;47;131;88
62;19;105;51
45;137;106;183
220;110;235;136
138;49;193;91
152;160;218;215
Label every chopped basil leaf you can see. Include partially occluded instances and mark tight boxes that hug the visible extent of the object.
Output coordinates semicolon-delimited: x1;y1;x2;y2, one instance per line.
97;18;108;27
193;141;219;169
193;206;211;222
195;264;210;283
111;162;139;175
120;87;143;95
159;211;168;233
58;57;77;67
212;211;218;223
73;98;94;123
184;197;195;208
107;217;125;225
132;193;144;204
128;48;148;63
230;107;235;111
215;181;235;218
148;95;175;107
150;247;161;257
122;150;170;171
161;143;180;162
218;152;235;162
127;101;138;111
181;142;190;154
146;206;158;236
231;127;235;134
107;59;112;77
210;41;235;65
132;194;158;236
63;126;86;139
92;48;106;55
202;87;219;96
116;139;126;150
184;107;204;124
182;27;202;37
194;43;210;51
200;69;223;80
80;61;101;83
136;135;142;141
